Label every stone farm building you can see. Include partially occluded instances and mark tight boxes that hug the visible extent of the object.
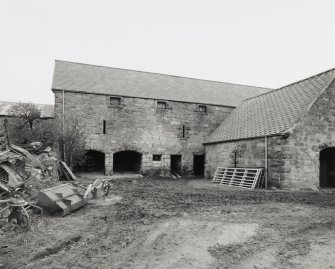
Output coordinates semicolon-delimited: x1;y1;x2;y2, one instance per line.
51;60;335;189
51;60;269;176
205;68;335;190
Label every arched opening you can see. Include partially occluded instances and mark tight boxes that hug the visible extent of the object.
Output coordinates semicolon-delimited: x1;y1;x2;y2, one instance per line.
113;151;142;173
320;147;335;187
85;150;105;173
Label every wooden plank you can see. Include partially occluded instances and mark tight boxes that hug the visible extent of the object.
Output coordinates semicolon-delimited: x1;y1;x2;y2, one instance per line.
224;175;257;180
230;182;252;187
0;181;9;192
213;167;227;183
60;161;77;181
251;170;260;189
216;169;227;184
240;170;247;187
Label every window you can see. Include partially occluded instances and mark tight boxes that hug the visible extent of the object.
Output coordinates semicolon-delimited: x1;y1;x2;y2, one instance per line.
179;125;190;139
198;105;207;112
157;101;167;109
110;97;121;105
103;120;106;134
153;154;162;161
182;125;186;138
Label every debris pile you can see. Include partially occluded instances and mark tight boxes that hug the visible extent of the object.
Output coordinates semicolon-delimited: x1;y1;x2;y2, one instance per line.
0;120;58;229
0;120;58;197
0;119;112;231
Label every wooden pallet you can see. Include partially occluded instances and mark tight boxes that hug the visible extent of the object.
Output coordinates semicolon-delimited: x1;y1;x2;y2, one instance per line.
212;167;265;189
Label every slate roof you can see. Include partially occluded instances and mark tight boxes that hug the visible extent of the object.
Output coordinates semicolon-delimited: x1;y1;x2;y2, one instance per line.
52;60;271;107
206;68;335;144
0;101;54;118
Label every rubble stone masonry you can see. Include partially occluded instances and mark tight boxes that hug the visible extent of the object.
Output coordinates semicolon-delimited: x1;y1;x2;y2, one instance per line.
53;90;233;175
205;80;335;190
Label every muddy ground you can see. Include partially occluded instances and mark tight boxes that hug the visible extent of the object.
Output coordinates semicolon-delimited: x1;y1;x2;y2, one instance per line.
1;178;335;269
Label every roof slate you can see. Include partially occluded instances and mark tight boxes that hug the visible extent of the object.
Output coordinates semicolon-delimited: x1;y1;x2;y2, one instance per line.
0;101;54;118
52;60;271;107
206;68;335;144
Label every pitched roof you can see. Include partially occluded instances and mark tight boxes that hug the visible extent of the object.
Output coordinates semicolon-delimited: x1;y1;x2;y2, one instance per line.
51;60;271;107
206;68;335;144
0;101;54;118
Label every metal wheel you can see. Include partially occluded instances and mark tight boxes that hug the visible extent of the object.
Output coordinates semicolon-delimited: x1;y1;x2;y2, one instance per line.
8;211;29;229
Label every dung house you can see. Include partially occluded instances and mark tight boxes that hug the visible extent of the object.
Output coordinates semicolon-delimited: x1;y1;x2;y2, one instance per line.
51;60;335;190
51;60;269;177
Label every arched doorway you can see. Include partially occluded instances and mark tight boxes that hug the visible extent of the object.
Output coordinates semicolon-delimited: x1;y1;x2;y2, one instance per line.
320;147;335;187
113;151;142;173
86;150;105;172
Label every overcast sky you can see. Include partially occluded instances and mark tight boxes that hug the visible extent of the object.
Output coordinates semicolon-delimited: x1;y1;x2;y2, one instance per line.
1;0;334;105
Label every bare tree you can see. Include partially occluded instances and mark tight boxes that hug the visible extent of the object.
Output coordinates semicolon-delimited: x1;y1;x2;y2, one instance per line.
7;102;87;170
55;114;87;170
8;102;41;130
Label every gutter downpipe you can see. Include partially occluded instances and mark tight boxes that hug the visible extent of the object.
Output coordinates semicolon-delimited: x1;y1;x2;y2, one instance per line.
62;90;66;162
265;136;268;188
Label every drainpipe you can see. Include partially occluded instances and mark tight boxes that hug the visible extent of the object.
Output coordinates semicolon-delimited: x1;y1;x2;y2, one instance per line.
62;90;66;162
62;90;65;129
265;136;268;188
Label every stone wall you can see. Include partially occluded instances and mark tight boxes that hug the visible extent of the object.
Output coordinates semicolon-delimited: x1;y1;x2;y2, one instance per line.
205;136;285;187
205;80;335;190
278;79;335;189
53;90;233;175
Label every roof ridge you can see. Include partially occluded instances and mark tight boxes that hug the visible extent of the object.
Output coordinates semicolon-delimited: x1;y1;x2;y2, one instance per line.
55;59;271;90
243;67;335;102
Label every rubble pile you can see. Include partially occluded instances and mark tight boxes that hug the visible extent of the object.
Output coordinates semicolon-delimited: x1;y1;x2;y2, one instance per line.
0;120;60;230
0;128;59;198
0;120;112;232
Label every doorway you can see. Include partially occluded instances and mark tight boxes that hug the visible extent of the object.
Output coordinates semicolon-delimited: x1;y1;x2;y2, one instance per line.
171;155;182;174
113;150;142;173
85;150;105;172
193;154;205;176
320;147;335;187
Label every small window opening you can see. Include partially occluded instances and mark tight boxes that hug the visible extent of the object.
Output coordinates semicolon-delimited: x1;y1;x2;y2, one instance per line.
103;120;106;134
153;154;162;161
157;101;167;109
110;97;121;105
198;105;207;112
182;125;186;138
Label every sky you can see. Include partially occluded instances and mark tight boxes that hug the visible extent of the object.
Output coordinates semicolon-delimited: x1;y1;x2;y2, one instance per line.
0;0;334;105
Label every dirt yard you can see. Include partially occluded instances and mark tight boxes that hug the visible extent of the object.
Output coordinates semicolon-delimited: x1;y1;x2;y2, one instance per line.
2;177;335;269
